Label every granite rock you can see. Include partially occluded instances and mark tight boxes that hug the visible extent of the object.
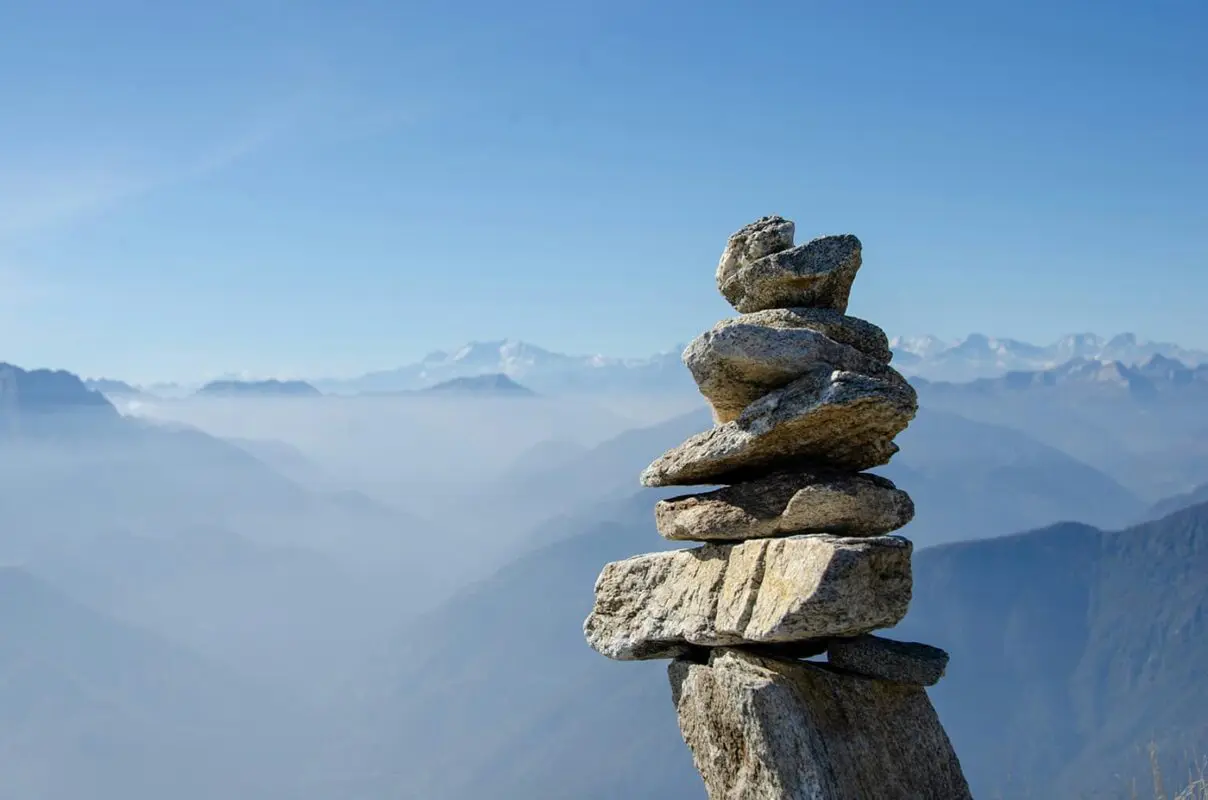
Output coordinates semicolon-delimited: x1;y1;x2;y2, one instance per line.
684;320;907;422
826;635;949;687
715;216;797;292
655;469;914;542
731;307;892;363
718;226;863;314
641;366;918;487
668;649;972;800
583;534;912;661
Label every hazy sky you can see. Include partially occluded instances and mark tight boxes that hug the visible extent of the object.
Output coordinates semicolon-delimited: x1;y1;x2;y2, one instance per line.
2;0;1205;382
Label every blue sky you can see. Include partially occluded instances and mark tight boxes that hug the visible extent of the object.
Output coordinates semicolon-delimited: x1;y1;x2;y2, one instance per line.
2;0;1205;383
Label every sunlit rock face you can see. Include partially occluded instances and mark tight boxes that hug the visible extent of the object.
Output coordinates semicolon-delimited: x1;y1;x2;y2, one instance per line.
583;214;967;799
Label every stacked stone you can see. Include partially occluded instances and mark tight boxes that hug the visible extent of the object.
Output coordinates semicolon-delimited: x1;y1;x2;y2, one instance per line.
583;216;970;800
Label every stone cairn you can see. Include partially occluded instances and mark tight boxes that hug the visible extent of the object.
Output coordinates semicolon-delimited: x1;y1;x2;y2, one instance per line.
584;216;971;799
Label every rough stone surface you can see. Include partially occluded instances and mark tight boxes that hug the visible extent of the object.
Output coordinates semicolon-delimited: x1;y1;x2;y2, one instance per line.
655;469;914;542
731;307;893;363
715;216;797;292
583;534;912;661
718;225;863;314
641;366;918;487
685;319;907;422
827;634;949;687
669;649;972;800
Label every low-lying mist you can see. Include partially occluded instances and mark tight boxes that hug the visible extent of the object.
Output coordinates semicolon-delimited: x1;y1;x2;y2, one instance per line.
4;373;1207;798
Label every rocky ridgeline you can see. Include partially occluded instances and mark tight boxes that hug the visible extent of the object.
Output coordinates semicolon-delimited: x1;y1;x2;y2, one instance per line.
584;216;971;799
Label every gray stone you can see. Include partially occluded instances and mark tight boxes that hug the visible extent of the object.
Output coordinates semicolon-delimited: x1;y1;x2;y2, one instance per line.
669;649;972;800
715;216;797;293
655;469;914;542
641;367;918;487
583;534;912;661
826;634;949;687
717;222;863;314
684;319;907;422
735;307;892;363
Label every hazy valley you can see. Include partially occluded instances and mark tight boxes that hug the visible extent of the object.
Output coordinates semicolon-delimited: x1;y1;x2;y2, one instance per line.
4;336;1208;798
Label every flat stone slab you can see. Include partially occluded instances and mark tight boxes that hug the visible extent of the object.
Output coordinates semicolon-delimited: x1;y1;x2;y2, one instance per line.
716;216;862;314
826;634;949;687
640;367;918;487
668;649;972;800
655;469;914;542
684;319;907;422
583;534;912;661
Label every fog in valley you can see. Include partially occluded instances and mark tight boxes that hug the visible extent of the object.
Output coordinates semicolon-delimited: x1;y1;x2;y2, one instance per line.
4;360;1208;798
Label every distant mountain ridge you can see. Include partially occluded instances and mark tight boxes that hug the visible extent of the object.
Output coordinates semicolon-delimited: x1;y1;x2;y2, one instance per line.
313;339;691;395
84;378;144;397
318;332;1208;393
27;331;1208;395
891;332;1208;382
422;373;535;395
195;379;321;397
917;354;1208;396
1;363;115;415
0;363;120;439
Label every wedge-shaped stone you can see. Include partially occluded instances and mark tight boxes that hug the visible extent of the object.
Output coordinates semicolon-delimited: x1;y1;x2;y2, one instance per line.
655;469;914;542
827;634;949;687
668;649;972;800
640;367;917;487
684;318;906;422
717;222;862;314
583;534;911;661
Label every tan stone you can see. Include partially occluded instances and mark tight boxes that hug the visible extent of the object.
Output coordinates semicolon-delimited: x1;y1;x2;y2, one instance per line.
669;649;972;800
716;217;862;314
684;317;906;423
641;367;917;487
583;534;912;661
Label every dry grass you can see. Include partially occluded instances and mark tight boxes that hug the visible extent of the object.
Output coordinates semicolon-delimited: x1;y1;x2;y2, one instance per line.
1146;743;1208;800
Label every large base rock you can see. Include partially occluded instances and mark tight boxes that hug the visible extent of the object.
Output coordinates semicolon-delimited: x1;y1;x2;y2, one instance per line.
669;649;971;800
655;469;914;542
584;535;911;660
641;367;918;487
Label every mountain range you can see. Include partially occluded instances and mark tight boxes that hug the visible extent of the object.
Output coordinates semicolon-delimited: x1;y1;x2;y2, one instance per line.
914;357;1208;501
311;340;690;395
891;332;1208;382
195;379;322;397
80;332;1208;397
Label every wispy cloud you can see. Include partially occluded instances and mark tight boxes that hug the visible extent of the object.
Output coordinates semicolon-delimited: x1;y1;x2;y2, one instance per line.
0;68;434;246
0;94;312;242
0;168;148;240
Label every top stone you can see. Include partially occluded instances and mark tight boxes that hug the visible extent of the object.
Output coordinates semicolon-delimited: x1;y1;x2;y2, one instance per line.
716;216;863;314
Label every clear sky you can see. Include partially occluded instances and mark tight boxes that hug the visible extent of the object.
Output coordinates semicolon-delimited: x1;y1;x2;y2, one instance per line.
2;0;1205;383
